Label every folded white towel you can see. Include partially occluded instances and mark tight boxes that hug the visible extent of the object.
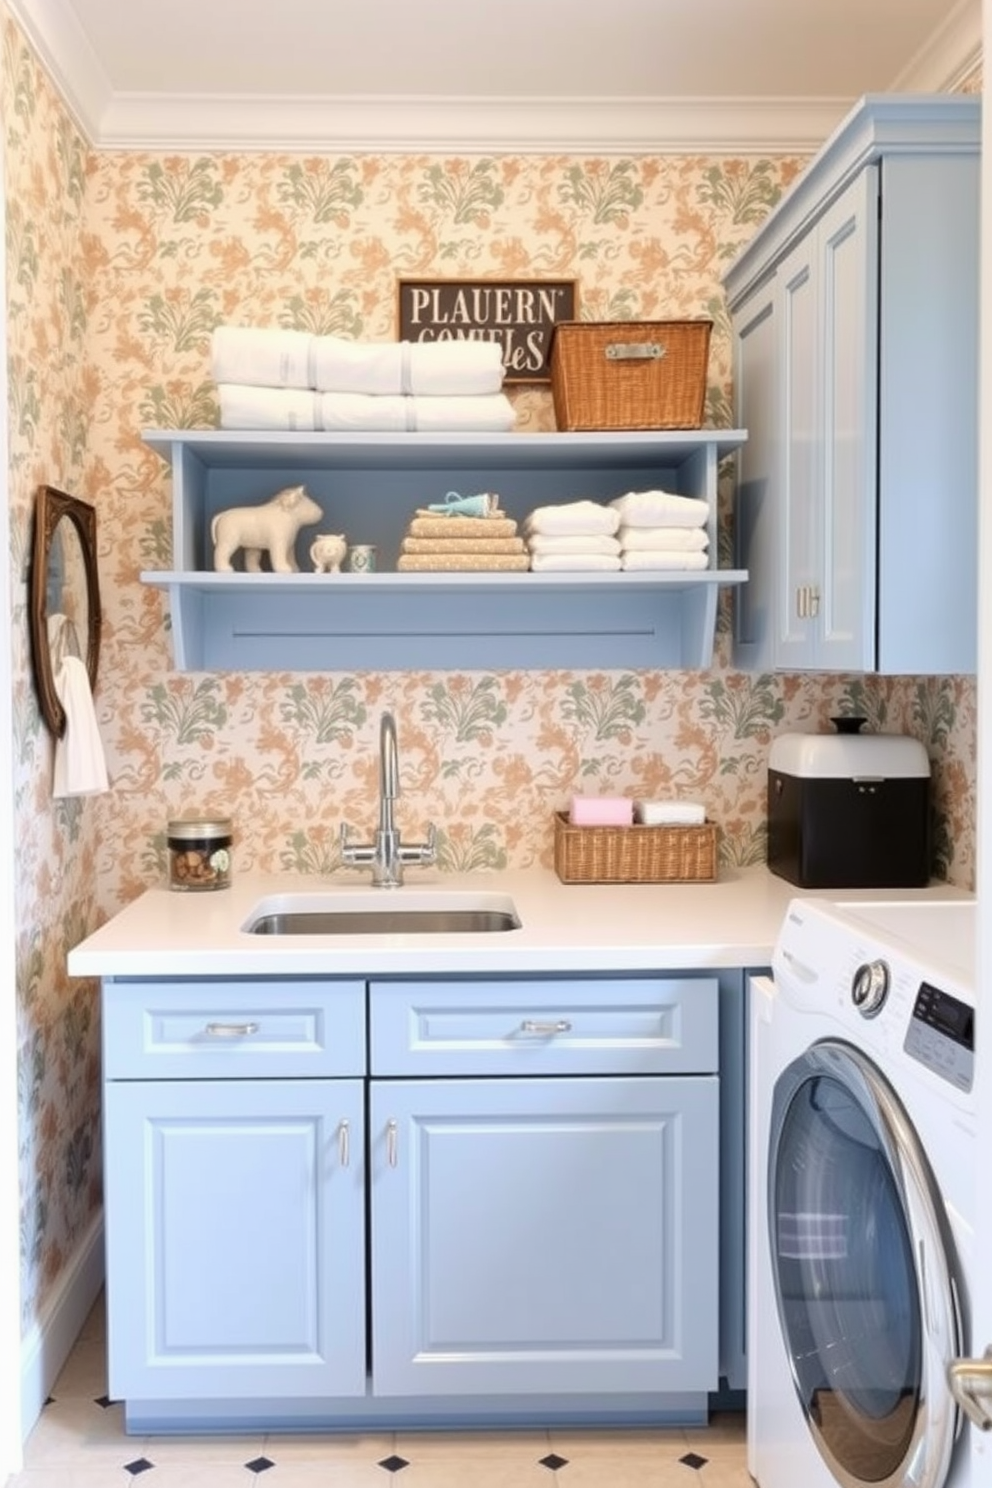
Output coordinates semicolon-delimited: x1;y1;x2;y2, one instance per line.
611;490;710;528
621;551;709;571
318;391;515;433
218;385;318;430
524;501;620;538
526;534;621;556
311;335;505;395
212;326;506;395
529;553;621;572
619;525;708;552
217;385;515;433
635;799;706;826
53;656;109;798
211;326;315;389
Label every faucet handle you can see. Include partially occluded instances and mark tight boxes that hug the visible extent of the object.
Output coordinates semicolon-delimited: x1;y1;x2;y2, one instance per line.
419;822;438;866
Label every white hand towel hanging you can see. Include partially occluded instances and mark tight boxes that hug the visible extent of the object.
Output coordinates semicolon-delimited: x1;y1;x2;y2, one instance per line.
53;656;109;798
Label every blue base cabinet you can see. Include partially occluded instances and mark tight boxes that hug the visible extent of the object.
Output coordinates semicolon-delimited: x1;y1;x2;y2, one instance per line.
101;970;732;1431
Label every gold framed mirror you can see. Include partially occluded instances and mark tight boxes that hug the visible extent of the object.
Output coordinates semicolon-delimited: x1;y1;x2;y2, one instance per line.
29;485;101;738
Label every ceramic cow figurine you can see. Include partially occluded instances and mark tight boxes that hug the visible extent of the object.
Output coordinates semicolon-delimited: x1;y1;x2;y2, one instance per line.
211;484;323;572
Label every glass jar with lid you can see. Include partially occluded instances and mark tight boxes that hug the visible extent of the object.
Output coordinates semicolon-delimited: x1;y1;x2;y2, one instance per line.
166;817;233;891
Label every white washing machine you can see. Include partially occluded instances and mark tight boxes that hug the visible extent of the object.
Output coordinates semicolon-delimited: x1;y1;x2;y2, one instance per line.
749;896;980;1488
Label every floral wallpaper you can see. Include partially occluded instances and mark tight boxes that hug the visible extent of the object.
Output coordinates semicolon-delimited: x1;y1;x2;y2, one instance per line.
3;9;979;1339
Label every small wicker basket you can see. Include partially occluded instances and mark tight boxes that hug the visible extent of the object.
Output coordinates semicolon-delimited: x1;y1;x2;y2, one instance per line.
549;319;712;431
553;811;718;885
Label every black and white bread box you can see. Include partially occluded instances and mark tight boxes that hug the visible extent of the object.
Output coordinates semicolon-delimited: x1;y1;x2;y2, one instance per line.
767;720;931;888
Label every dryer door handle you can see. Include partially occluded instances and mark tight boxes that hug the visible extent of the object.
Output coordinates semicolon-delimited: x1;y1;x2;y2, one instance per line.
948;1347;992;1431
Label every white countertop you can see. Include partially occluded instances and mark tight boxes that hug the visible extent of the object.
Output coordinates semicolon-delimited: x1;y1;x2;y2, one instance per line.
66;866;973;979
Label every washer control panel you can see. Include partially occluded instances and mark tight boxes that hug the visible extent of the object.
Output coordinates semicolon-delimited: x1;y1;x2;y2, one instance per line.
903;982;975;1091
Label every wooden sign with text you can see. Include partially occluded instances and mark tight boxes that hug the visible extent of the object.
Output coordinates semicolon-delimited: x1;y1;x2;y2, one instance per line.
397;278;577;383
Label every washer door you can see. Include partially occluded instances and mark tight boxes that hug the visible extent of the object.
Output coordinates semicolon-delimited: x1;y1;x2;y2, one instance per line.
769;1038;962;1488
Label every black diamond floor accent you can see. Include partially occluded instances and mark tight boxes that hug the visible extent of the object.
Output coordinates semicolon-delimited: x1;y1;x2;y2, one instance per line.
540;1454;569;1471
94;1395;114;1409
680;1452;708;1470
245;1458;275;1474
378;1456;410;1474
124;1460;154;1477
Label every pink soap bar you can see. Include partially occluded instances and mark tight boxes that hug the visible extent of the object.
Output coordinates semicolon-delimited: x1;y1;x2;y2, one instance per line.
569;795;634;827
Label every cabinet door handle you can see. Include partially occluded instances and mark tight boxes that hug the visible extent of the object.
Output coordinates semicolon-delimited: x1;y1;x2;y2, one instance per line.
520;1019;573;1035
796;585;806;619
386;1119;398;1168
204;1021;260;1038
338;1118;350;1168
808;584;820;617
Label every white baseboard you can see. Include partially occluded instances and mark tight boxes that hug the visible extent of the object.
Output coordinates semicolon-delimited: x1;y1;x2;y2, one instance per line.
19;1214;105;1442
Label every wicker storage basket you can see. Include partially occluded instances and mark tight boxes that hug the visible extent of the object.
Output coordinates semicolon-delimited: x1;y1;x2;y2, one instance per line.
550;319;712;431
553;811;718;885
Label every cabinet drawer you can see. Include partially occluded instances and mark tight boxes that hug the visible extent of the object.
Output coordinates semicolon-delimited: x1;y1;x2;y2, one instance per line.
103;978;365;1079
369;976;718;1076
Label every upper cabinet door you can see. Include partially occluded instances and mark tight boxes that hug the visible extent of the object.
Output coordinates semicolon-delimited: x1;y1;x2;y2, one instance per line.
813;165;878;673
776;234;820;670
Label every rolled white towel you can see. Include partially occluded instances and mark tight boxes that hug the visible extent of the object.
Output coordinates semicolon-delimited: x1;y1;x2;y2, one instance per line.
611;490;710;528
524;501;620;538
211;326;315;389
312;336;505;396
317;391;515;432
621;550;709;571
527;533;621;556
218;384;318;430
635;799;706;826
530;553;621;572
619;525;708;552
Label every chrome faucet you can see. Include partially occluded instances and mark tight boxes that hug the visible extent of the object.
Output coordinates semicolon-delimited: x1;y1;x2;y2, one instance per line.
339;711;437;887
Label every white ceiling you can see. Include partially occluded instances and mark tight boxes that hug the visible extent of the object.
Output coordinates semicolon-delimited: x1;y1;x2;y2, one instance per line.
8;0;983;152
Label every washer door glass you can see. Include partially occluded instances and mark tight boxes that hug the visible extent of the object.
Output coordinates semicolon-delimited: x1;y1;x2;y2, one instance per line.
769;1039;960;1488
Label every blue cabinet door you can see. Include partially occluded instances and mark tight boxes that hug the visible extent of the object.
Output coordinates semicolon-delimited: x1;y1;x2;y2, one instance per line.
370;1075;719;1397
104;1078;366;1400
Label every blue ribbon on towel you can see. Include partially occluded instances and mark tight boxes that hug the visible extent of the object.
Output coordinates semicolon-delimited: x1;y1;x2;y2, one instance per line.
427;490;499;517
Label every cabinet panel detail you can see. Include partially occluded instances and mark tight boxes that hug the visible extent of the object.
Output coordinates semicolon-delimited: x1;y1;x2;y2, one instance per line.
370;976;718;1076
370;1076;719;1397
104;1079;366;1400
103;978;365;1079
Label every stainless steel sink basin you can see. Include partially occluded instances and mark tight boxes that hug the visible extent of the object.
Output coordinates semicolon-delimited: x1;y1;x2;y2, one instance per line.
243;891;521;936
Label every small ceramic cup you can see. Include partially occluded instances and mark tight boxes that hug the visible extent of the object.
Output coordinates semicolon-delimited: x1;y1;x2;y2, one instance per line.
347;544;377;573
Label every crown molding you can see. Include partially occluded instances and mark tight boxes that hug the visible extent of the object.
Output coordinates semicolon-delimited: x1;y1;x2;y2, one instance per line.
6;0;983;155
890;0;982;92
6;0;111;140
95;95;850;155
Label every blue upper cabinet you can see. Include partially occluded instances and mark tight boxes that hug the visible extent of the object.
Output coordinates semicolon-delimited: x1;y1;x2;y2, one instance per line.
142;428;747;672
724;95;979;675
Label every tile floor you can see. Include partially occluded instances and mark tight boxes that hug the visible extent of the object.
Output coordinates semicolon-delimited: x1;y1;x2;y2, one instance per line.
14;1297;751;1487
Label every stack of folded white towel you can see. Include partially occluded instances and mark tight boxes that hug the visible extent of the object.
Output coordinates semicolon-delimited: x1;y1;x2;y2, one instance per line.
523;500;621;572
211;326;516;433
610;490;711;570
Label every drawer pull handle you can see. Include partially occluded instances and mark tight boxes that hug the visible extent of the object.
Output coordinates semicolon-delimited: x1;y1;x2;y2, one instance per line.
339;1119;350;1168
204;1021;260;1038
520;1019;572;1035
387;1118;398;1168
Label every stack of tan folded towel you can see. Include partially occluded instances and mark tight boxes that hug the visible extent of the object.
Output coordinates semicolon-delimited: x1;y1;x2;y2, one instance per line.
610;491;711;570
524;500;621;571
211;326;515;433
397;505;529;572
